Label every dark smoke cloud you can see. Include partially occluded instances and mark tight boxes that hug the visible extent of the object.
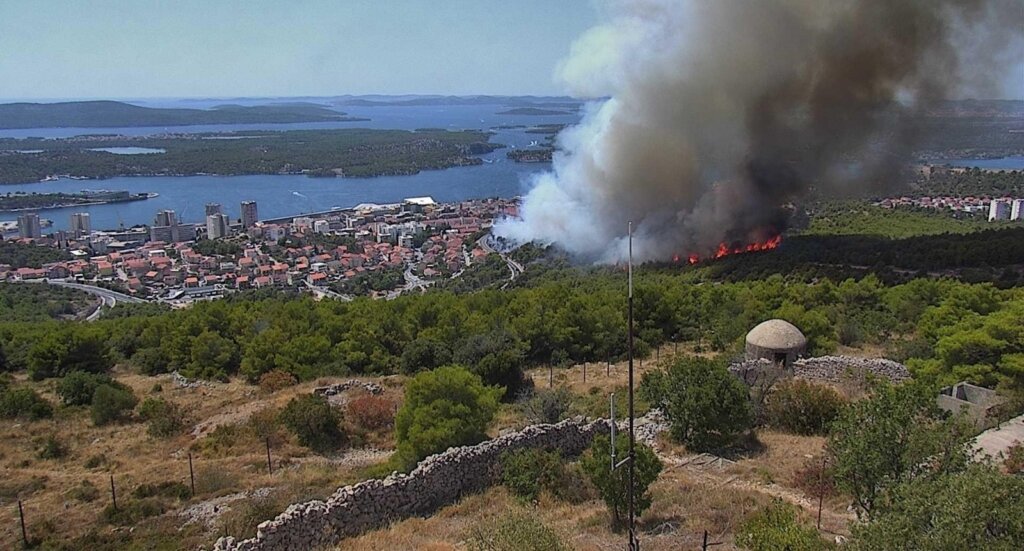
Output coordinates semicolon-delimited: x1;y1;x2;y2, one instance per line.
494;0;1024;263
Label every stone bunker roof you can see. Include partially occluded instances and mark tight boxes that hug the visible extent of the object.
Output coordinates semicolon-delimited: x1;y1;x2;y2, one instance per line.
746;319;807;350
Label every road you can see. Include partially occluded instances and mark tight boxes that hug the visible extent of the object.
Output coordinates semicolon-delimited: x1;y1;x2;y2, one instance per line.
41;279;145;320
478;235;523;289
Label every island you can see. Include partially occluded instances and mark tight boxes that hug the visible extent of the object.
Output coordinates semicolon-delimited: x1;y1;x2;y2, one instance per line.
0;100;367;130
496;107;572;116
507;148;554;163
0;128;503;184
0;190;154;212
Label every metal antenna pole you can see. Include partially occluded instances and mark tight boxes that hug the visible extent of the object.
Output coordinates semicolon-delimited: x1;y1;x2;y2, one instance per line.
610;393;616;470
627;221;637;550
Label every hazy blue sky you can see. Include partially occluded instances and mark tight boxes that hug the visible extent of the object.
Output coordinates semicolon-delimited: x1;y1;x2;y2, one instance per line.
0;1;1020;101
0;0;600;99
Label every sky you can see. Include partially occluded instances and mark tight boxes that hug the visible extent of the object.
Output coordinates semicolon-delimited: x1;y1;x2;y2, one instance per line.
0;0;600;100
0;0;1020;101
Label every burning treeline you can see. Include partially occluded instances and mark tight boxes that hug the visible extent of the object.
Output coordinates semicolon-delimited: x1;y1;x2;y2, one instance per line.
494;0;1024;264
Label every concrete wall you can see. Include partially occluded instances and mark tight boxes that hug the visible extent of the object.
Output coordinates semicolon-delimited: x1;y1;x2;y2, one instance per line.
214;417;610;551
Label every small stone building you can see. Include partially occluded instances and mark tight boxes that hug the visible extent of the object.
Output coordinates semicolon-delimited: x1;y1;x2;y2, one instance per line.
937;382;1003;430
745;319;807;368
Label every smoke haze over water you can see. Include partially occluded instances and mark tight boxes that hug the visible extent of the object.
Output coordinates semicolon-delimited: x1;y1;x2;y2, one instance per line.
494;0;1024;263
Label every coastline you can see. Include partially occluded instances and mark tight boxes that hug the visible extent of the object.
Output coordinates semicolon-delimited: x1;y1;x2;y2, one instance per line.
0;192;156;213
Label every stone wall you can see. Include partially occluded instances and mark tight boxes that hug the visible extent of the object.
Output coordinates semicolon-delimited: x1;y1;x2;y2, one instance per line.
729;355;910;386
214;417;610;551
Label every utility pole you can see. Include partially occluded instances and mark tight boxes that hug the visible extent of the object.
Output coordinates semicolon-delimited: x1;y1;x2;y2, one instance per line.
626;221;638;551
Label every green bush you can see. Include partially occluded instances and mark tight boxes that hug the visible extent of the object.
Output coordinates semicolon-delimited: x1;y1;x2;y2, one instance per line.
467;508;568;551
395;365;500;470
642;356;753;451
579;435;662;530
0;386;53;420
90;383;138;426
500;448;565;501
850;466;1024;550
521;387;573;424
100;498;166;525
36;434;67;460
736;500;830;551
137;397;188;437
279;394;345;453
56;371;113;406
765;379;846;435
828;382;972;514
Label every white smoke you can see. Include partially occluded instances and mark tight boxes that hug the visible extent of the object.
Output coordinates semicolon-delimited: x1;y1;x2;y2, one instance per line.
495;0;1024;263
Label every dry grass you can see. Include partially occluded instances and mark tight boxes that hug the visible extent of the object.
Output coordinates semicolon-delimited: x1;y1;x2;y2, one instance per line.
0;370;396;549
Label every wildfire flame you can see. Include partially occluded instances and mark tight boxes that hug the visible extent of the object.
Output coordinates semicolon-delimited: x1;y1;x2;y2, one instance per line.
683;234;782;265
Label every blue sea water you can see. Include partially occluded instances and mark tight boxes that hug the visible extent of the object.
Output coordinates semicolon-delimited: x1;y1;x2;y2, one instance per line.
0;100;580;231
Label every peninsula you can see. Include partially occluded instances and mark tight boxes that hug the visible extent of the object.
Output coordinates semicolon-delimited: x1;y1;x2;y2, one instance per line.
0;190;153;212
0;100;366;130
0;128;502;184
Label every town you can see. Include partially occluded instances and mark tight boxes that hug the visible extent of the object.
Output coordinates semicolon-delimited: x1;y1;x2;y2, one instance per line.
2;196;519;305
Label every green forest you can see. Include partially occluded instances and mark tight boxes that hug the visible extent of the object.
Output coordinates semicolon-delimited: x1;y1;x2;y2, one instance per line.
1;271;1021;397
0;128;501;183
0;283;97;322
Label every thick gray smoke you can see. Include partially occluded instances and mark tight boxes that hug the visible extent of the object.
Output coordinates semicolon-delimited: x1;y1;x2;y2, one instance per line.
494;0;1024;263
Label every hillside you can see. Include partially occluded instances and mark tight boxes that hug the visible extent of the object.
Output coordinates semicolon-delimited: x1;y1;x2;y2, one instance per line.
0;101;363;129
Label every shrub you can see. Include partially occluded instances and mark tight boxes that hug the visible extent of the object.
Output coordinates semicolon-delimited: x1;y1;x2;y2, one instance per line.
1004;443;1024;475
56;371;113;406
90;383;138;426
792;456;838;499
137;397;188;437
736;500;830;551
279;394;345;453
642;356;753;452
67;479;99;503
84;454;107;469
258;369;297;393
36;434;67;460
765;379;846;435
346;394;395;432
101;498;166;525
0;386;53;420
521;387;573;424
395;365;501;470
221;495;284;540
500;448;565;501
131;481;190;500
467;508;568;551
850;466;1024;550
580;435;662;530
828;382;973;514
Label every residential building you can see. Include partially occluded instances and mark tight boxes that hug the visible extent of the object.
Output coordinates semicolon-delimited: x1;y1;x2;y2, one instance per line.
17;213;42;239
206;213;231;239
205;203;223;216
154;210;177;227
70;212;91;238
988;199;1010;221
1011;199;1024;221
241;201;259;228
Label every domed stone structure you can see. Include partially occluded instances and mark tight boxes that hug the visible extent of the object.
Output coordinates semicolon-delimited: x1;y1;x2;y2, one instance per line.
745;319;806;368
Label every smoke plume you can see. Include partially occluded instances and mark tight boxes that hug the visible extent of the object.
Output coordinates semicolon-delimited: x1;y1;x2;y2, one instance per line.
494;0;1024;263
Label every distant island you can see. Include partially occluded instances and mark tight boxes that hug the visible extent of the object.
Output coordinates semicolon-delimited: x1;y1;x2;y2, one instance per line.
0;190;152;211
0;100;367;130
507;148;554;163
0;128;502;183
496;108;572;116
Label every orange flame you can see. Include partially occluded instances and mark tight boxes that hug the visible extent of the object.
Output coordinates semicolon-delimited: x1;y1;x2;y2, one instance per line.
681;234;782;265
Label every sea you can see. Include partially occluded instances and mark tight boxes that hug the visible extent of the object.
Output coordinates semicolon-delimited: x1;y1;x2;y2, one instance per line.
0;101;581;232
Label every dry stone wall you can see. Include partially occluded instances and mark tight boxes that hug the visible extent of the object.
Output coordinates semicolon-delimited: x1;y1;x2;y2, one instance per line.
729;355;910;386
214;417;610;551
